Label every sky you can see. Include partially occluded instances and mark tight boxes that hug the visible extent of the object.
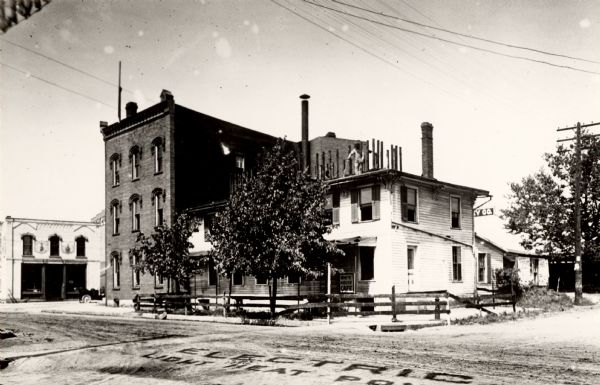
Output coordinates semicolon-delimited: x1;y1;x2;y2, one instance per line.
1;0;599;248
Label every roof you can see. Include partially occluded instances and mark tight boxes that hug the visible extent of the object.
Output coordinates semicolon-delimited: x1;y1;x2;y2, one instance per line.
476;233;547;259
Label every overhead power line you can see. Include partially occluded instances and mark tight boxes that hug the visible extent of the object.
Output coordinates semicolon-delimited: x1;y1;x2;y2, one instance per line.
303;0;600;76
1;39;133;92
330;0;600;65
0;61;115;109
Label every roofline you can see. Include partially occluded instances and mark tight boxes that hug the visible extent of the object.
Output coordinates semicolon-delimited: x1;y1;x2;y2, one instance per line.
393;221;473;248
326;169;489;196
475;233;548;258
4;216;102;226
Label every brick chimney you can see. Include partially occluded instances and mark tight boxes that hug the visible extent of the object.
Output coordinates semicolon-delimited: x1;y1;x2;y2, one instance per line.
421;122;434;179
300;94;310;171
125;102;138;117
160;89;174;102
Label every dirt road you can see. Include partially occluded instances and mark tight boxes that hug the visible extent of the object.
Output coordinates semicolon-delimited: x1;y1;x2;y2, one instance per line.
1;306;599;385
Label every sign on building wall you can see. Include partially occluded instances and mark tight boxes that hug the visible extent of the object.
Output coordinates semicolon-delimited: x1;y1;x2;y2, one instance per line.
474;207;494;217
339;273;355;293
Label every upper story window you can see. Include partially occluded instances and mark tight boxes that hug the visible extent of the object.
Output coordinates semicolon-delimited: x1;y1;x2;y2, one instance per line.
203;214;214;240
151;137;164;174
451;196;461;228
152;188;164;227
109;153;121;186
130;194;141;232
452;246;462;281
325;191;340;226
129;146;141;180
22;234;34;256
75;236;87;257
111;199;121;235
351;185;380;223
401;186;417;222
49;235;61;257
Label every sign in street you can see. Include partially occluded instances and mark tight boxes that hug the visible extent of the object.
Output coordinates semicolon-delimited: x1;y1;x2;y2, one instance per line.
474;208;494;217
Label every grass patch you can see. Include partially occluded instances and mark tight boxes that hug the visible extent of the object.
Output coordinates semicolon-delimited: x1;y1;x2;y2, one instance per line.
518;287;573;311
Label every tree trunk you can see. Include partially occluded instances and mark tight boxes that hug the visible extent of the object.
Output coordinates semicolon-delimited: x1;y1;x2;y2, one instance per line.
270;276;278;318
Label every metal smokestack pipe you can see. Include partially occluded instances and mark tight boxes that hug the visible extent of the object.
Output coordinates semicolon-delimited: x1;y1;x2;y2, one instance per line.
300;94;310;171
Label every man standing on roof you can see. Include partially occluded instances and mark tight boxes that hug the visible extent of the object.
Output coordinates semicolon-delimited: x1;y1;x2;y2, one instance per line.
347;142;365;175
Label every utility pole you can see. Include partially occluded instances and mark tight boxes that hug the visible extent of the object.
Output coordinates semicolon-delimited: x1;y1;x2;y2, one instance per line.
556;121;600;305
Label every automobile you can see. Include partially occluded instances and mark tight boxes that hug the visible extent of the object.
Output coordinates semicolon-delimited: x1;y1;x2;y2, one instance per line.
78;288;105;303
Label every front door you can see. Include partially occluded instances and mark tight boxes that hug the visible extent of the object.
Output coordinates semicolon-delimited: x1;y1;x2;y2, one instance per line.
407;246;416;291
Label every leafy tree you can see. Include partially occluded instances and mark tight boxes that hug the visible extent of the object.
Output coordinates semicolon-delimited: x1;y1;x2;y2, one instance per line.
208;140;342;317
130;212;202;293
502;134;599;266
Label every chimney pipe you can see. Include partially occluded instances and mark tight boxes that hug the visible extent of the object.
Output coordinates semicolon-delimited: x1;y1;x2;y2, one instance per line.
300;94;310;171
421;122;434;178
125;101;138;118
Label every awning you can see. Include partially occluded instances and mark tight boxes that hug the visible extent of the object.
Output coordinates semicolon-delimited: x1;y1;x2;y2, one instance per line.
332;236;377;247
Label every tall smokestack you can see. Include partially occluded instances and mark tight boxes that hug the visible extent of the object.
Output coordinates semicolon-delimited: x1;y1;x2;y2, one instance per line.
421;122;434;179
300;94;310;171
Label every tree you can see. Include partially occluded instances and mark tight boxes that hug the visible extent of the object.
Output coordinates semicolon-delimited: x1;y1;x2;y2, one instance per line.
502;134;600;267
208;140;342;317
129;212;202;293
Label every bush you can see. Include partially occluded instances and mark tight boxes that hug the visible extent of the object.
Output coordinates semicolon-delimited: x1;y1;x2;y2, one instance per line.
494;268;523;298
518;287;573;311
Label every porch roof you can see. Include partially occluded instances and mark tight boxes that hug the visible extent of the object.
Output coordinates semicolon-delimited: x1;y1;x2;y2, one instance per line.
332;236;377;246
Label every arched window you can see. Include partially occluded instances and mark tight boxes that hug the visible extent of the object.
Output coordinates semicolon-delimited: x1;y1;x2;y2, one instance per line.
152;188;164;227
111;252;121;288
22;234;35;256
109;153;121;186
151;137;164;174
129;146;141;180
49;235;61;257
129;194;142;232
75;236;87;257
110;199;121;235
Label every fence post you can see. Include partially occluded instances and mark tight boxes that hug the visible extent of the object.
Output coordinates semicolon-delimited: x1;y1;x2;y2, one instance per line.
222;291;227;317
446;292;451;326
391;286;397;322
492;279;496;309
434;296;440;320
510;272;516;313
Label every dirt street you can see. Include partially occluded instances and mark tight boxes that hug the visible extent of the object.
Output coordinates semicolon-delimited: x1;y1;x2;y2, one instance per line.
1;306;599;385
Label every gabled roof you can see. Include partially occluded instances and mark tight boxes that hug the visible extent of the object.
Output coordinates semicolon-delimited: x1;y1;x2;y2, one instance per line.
476;233;547;259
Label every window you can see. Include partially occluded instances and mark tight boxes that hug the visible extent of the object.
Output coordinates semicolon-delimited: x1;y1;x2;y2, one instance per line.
255;276;268;285
203;214;214;240
130;195;141;232
75;236;87;257
152;189;164;227
478;253;486;282
110;154;121;186
131;254;140;287
233;271;243;286
208;259;217;286
154;273;164;288
407;246;416;270
451;196;461;228
151;137;163;174
22;235;34;256
130;146;141;180
235;155;245;171
530;258;539;285
325;191;340;226
49;235;60;257
111;200;121;235
287;271;301;284
112;253;120;288
452;246;462;281
401;186;417;222
359;247;375;281
351;185;380;223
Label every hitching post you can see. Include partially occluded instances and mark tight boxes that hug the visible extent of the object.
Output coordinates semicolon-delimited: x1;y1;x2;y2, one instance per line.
391;285;397;322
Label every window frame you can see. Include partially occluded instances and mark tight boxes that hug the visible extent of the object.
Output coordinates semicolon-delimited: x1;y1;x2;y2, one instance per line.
131;254;140;288
477;253;487;283
154;273;164;289
452;246;462;282
22;234;34;257
110;154;121;187
358;246;375;281
232;271;243;286
111;200;121;235
208;259;217;286
130;195;141;232
351;185;380;223
255;276;268;285
75;236;87;258
151;138;163;174
152;189;164;227
407;246;416;271
130;146;141;180
112;253;121;289
49;235;60;257
450;195;461;229
401;186;418;223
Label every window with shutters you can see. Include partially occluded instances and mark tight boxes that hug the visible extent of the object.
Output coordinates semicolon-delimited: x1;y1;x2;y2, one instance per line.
325;191;340;226
478;253;486;282
351;185;380;223
452;246;462;281
451;196;461;228
401;186;417;222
